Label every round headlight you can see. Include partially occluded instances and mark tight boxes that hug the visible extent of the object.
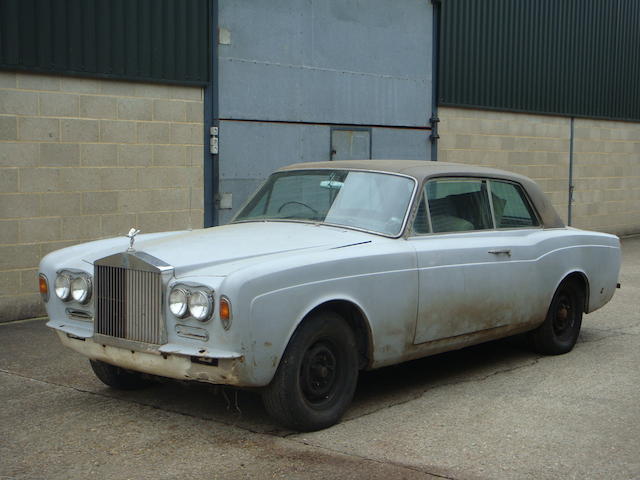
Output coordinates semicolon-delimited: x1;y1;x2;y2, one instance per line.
70;275;91;304
54;273;71;301
169;287;189;318
188;289;213;322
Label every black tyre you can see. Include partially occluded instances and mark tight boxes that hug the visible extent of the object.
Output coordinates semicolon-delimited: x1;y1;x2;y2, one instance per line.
261;311;359;431
530;280;584;355
90;359;153;390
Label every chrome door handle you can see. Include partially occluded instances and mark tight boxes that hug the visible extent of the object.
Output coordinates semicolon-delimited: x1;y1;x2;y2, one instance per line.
488;249;511;256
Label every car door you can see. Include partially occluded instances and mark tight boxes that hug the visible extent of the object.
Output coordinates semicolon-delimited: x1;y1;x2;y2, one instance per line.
408;177;543;344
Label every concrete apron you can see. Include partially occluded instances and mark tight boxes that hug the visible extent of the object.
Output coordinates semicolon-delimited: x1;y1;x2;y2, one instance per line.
1;237;639;479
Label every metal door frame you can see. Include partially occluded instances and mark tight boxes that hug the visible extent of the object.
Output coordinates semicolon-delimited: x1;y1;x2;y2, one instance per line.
329;126;372;160
203;0;219;227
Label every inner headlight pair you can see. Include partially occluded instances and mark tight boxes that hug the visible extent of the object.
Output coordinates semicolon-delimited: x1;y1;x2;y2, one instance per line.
55;270;92;304
169;285;214;322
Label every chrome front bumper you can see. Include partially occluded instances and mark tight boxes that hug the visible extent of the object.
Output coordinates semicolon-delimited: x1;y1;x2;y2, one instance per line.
49;320;247;387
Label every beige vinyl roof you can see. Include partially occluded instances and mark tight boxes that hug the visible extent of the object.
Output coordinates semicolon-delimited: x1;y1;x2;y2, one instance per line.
279;160;565;228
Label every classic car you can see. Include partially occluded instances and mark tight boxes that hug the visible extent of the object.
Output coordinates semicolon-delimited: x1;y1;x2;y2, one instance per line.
38;160;621;431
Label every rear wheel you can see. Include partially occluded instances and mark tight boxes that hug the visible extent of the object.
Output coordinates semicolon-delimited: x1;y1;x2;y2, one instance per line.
530;280;584;355
90;359;153;390
262;311;359;431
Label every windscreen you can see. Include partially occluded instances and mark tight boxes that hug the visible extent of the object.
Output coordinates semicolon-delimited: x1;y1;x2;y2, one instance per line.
233;170;415;236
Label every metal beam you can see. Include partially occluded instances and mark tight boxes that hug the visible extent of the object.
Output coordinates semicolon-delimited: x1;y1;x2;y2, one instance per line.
203;0;219;227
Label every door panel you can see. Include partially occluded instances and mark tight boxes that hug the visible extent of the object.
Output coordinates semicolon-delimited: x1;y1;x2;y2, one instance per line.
331;128;371;160
412;234;513;343
411;230;549;344
409;177;546;344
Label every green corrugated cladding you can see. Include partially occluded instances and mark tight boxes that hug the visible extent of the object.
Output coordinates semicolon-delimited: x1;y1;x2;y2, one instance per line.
0;0;209;85
439;0;640;121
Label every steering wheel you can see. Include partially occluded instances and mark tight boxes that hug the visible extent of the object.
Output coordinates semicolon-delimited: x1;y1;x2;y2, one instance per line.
277;201;319;215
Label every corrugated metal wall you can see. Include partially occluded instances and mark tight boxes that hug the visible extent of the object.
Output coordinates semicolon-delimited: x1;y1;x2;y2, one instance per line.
439;0;640;121
0;0;209;85
216;0;434;224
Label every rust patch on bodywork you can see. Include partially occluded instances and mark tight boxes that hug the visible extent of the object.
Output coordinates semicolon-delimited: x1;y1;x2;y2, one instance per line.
391;320;542;368
186;357;244;386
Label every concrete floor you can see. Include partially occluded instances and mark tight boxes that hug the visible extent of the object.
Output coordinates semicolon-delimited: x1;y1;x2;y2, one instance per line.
1;237;639;479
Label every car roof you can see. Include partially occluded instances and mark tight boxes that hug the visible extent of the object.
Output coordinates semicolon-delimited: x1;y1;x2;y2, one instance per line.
279;160;565;229
281;160;527;182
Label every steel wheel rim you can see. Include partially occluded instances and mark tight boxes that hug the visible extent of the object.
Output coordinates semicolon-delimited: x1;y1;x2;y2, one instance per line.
553;292;575;340
300;341;338;406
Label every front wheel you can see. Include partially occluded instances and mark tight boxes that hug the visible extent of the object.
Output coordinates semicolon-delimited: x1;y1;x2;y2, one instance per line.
90;359;153;390
261;311;359;431
530;280;584;355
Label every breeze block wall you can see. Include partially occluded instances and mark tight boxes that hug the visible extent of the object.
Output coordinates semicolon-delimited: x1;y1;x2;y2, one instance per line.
438;107;640;236
438;107;571;223
571;119;640;236
0;71;204;322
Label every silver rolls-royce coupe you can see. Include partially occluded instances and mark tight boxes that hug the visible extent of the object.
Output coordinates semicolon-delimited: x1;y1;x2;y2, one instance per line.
39;160;621;431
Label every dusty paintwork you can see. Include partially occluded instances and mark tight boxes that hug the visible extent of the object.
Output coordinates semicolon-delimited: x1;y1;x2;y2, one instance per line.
40;161;621;392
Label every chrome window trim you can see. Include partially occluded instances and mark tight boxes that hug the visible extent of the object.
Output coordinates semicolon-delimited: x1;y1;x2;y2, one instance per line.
486;180;497;229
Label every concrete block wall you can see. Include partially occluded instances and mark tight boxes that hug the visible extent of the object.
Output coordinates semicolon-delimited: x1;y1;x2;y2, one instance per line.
438;107;640;236
0;71;204;321
572;119;640;236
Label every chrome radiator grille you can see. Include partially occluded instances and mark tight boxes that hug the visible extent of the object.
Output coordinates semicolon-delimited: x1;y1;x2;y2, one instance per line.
95;263;165;345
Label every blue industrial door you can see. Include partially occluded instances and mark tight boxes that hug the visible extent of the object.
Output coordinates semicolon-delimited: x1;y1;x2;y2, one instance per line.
215;0;434;224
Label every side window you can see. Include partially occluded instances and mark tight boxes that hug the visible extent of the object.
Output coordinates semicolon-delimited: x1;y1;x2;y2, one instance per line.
426;179;493;233
489;180;539;228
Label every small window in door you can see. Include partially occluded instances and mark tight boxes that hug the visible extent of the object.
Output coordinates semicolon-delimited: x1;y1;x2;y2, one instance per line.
426;179;493;232
489;180;539;228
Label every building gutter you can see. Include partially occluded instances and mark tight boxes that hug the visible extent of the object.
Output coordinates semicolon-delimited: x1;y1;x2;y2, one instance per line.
568;117;575;225
203;0;219;227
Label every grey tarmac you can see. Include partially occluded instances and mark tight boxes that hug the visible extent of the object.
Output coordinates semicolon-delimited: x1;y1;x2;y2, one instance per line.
1;237;639;480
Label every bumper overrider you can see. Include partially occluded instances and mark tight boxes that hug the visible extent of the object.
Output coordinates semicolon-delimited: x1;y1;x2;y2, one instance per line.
46;250;246;386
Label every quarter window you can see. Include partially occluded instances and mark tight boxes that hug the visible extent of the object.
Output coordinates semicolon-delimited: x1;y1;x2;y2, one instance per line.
489;180;539;228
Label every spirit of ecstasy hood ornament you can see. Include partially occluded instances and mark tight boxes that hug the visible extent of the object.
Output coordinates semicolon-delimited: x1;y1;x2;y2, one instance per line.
126;228;140;252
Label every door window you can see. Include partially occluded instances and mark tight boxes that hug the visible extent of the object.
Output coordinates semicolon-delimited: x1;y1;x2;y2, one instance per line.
424;179;493;233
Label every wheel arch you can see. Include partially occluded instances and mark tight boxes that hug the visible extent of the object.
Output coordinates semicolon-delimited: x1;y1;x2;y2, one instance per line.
300;299;374;370
557;270;590;313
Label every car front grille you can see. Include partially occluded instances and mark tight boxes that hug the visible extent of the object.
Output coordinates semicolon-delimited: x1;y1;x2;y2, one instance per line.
94;252;169;345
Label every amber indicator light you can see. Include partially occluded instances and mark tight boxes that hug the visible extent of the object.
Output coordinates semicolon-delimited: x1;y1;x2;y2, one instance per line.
38;274;49;301
219;298;231;320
